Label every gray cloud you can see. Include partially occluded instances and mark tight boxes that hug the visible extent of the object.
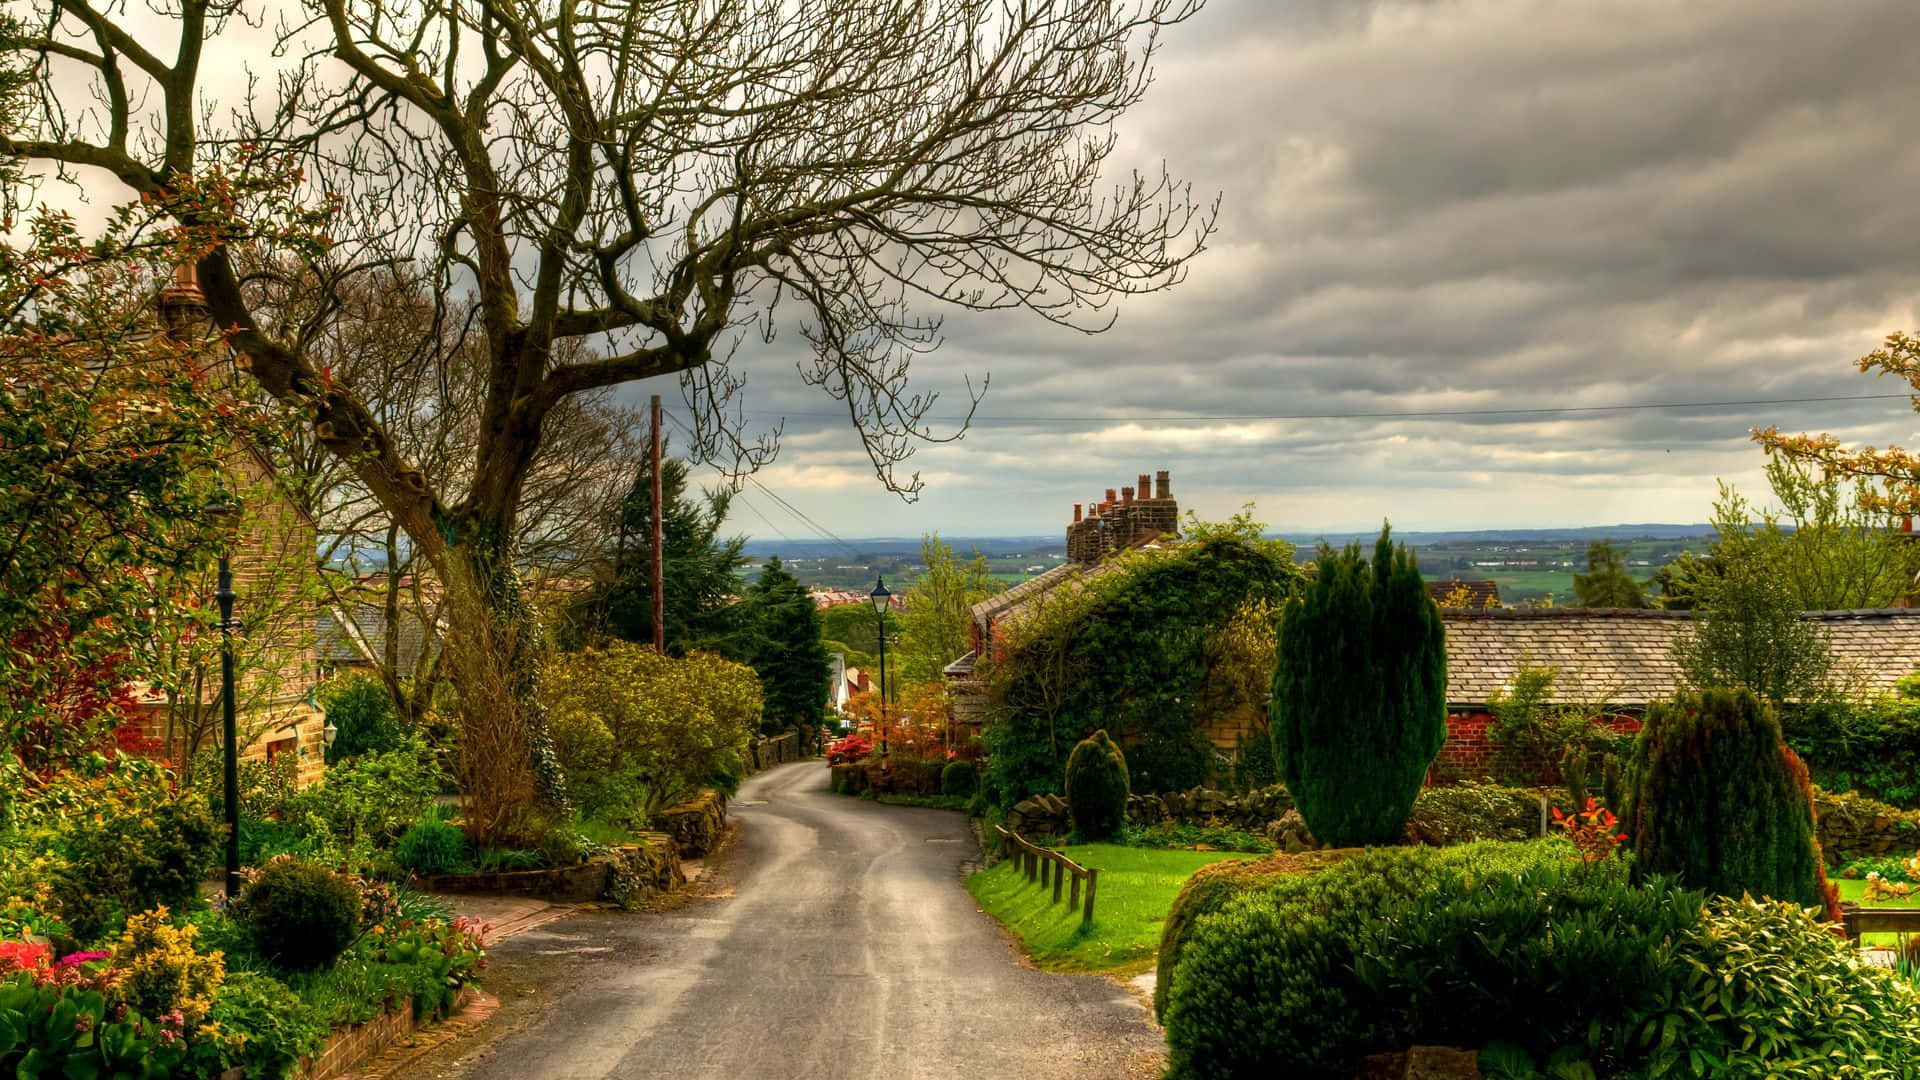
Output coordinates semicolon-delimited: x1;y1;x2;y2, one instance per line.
663;0;1920;537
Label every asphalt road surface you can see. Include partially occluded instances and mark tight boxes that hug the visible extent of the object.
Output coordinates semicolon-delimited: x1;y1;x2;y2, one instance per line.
431;761;1162;1080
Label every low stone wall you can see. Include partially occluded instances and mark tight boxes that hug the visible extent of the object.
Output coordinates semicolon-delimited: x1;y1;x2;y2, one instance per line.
421;833;685;905
654;790;728;858
744;731;803;774
1815;789;1920;866
1006;785;1296;839
830;759;947;797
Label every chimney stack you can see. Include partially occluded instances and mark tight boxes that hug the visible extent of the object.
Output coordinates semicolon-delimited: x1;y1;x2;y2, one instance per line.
1105;488;1117;506
157;263;209;339
1138;474;1152;500
1074;503;1083;523
1155;470;1171;500
1122;486;1134;504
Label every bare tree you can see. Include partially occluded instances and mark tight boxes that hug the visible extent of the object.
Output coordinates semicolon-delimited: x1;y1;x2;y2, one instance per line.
7;0;1214;836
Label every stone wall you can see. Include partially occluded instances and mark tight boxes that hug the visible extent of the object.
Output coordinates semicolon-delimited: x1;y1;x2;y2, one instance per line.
421;833;684;904
654;790;728;858
743;730;804;774
1815;789;1920;866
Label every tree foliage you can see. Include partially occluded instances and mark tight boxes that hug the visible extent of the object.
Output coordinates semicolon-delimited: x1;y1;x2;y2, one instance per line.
743;558;831;736
984;528;1301;802
1671;535;1835;705
1272;526;1447;847
895;535;998;688
1571;540;1646;608
1759;331;1920;520
1622;689;1827;911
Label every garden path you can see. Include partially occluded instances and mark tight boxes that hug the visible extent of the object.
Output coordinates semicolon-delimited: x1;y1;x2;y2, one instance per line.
419;761;1162;1079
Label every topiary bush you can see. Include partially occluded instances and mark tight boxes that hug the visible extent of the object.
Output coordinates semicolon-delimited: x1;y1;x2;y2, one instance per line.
1622;688;1825;909
1153;850;1348;1021
1064;729;1129;840
240;859;362;972
1405;782;1541;846
394;819;474;876
1272;526;1446;847
939;760;978;798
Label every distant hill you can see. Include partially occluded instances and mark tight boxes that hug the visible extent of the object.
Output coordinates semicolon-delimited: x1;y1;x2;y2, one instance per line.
1271;524;1717;546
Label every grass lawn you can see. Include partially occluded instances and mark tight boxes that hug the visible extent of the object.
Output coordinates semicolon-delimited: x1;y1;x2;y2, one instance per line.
965;843;1254;977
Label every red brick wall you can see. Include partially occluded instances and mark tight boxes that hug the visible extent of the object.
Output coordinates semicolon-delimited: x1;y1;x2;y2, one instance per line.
1429;711;1642;785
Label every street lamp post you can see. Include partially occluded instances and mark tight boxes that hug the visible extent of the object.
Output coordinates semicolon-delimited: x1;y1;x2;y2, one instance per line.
869;577;891;758
216;556;241;899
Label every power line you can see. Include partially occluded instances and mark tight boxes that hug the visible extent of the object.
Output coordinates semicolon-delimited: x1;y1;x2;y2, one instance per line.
731;488;796;544
754;391;1916;426
661;410;859;555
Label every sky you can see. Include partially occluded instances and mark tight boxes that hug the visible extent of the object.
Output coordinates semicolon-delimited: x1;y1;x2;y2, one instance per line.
701;0;1920;540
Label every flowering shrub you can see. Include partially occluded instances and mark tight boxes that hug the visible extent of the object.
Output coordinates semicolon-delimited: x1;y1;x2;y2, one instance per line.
0;970;190;1078
0;940;50;974
0;888;68;943
1551;798;1627;863
827;733;874;765
111;907;225;1027
367;916;487;1018
1865;870;1918;903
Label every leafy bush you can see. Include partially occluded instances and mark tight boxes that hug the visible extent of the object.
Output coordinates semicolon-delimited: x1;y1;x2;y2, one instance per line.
940;760;979;798
1064;730;1129;840
1163;840;1639;1075
826;732;874;766
190;970;329;1080
1126;821;1274;854
0;970;190;1078
240;859;362;972
365;916;487;1020
1483;665;1631;785
394;819;474;876
296;738;447;848
49;794;219;942
1152;851;1343;1021
544;643;761;821
318;674;411;764
111;907;225;1027
1625;896;1920;1077
1406;782;1541;846
1786;689;1920;809
1623;688;1825;909
1272;527;1446;846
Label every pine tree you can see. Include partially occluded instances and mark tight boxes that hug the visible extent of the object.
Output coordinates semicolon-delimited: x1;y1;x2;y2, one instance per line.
1622;688;1826;909
744;557;832;737
590;454;749;656
1271;525;1447;846
1572;540;1648;608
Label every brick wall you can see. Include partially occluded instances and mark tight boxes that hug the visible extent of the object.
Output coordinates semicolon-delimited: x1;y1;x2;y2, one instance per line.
1430;710;1642;784
1066;469;1179;563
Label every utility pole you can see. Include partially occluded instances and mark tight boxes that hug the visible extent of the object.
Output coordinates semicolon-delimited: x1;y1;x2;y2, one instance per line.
650;394;665;654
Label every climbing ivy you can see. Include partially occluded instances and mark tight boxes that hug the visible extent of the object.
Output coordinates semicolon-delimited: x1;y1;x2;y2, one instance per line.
981;529;1302;803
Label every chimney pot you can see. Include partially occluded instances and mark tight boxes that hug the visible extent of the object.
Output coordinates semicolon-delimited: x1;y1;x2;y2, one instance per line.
1155;470;1171;500
1138;474;1152;499
1122;486;1134;504
1073;503;1083;523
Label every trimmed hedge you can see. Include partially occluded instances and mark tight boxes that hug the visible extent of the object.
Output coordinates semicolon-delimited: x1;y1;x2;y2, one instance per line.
240;860;361;972
1152;850;1348;1021
1064;730;1129;841
1405;782;1541;846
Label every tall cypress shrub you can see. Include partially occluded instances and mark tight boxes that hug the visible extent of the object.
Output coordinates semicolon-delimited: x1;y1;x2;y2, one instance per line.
1271;526;1446;846
1065;729;1130;840
1622;688;1824;909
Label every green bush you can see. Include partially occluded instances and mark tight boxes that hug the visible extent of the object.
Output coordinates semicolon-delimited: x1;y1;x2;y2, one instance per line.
1153;851;1343;1021
0;973;189;1078
1623;688;1824;908
1406;782;1541;846
241;859;362;972
49;794;219;942
1786;690;1920;809
1272;527;1446;846
190;971;329;1079
393;819;473;876
1624;895;1920;1076
1064;730;1129;840
939;760;979;798
318;674;410;764
1162;841;1618;1076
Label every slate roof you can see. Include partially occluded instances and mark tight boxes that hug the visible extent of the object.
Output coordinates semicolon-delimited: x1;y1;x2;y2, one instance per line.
1442;608;1920;708
1428;579;1501;609
315;602;437;672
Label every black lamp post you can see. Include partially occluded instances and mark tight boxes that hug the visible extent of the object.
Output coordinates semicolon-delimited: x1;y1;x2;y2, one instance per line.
869;576;891;758
216;554;241;899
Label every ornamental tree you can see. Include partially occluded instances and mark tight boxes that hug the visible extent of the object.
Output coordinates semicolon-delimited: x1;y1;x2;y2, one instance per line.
4;0;1213;840
1271;526;1447;847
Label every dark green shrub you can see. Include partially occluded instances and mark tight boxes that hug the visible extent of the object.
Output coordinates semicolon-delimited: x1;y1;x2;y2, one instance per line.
393;819;473;876
1272;527;1446;846
1622;688;1824;908
241;860;362;972
1153;850;1346;1021
1064;729;1129;840
1785;692;1920;809
1406;782;1540;846
940;760;979;798
1161;841;1697;1077
49;795;219;942
318;674;410;763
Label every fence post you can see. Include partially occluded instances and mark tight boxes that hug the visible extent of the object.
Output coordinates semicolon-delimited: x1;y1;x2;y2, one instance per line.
1052;861;1064;905
1538;795;1549;839
1069;872;1081;913
1082;868;1098;927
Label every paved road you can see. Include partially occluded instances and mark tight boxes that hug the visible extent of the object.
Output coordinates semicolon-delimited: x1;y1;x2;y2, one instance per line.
432;761;1162;1080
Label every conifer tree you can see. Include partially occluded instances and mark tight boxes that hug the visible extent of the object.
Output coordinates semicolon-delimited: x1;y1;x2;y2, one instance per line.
590;454;749;656
744;557;832;739
1271;526;1446;846
1622;688;1827;910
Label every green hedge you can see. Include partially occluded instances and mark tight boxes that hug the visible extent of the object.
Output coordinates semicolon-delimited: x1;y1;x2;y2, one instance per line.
1405;782;1541;846
1152;850;1347;1022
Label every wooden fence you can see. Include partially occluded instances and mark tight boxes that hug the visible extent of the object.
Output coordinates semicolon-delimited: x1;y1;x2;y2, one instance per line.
995;825;1098;927
1840;902;1920;942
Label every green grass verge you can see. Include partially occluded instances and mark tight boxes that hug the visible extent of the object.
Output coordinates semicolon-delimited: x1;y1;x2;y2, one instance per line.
965;843;1254;977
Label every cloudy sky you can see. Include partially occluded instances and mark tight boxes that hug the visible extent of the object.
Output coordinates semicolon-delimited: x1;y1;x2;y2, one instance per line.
701;0;1920;540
